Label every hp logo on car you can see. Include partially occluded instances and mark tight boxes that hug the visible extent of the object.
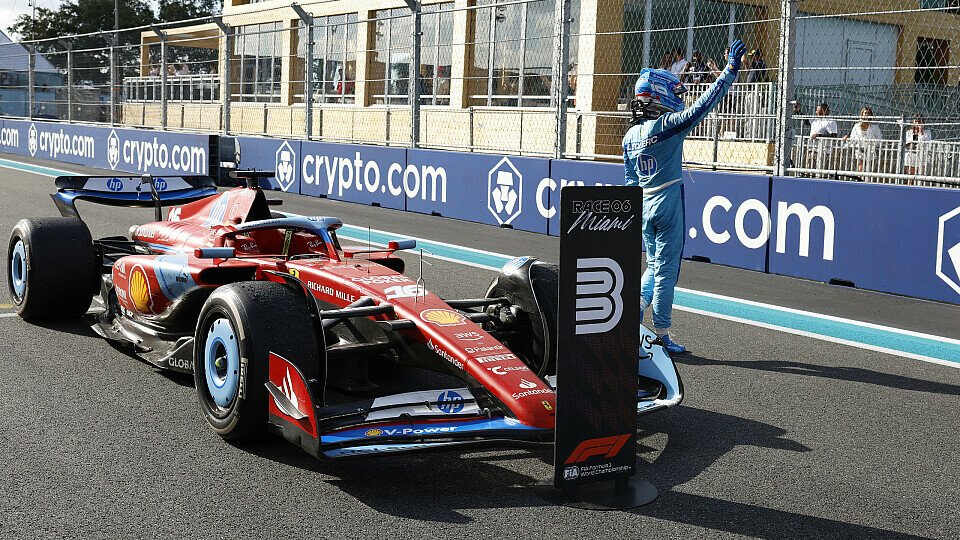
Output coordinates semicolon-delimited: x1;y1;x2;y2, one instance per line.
154;178;168;191
107;178;124;192
436;390;465;414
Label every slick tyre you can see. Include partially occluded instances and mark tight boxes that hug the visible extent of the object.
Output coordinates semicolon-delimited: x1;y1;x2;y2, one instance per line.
193;281;319;442
7;218;98;321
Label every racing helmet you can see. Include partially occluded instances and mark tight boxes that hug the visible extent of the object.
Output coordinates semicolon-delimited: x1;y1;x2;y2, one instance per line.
631;68;688;120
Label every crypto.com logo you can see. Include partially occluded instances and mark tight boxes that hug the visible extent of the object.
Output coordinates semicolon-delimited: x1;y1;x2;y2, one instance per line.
564;434;631;464
574;257;623;335
107;129;121;169
28;124;38;156
936;205;960;296
488;157;522;225
275;140;296;192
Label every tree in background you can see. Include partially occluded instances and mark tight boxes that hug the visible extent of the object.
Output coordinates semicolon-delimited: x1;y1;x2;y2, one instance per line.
9;0;220;85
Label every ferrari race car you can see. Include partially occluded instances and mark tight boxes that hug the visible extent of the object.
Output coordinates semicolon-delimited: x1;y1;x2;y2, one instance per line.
6;171;682;459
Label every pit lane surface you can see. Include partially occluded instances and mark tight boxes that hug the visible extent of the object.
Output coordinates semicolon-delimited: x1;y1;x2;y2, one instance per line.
1;157;958;539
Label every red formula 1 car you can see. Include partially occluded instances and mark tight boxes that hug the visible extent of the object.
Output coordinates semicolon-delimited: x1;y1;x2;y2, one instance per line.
6;171;682;458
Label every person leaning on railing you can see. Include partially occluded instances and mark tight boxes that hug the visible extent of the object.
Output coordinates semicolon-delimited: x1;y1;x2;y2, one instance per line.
843;106;883;174
904;114;932;182
807;102;838;171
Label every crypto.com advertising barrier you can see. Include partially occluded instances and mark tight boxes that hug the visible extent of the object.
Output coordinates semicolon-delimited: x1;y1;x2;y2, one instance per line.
554;185;642;488
0;119;210;176
230;136;302;193
407;149;551;233
769;176;960;305
300;141;408;210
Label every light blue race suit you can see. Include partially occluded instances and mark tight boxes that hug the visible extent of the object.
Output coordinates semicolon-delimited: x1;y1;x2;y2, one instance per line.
623;67;738;331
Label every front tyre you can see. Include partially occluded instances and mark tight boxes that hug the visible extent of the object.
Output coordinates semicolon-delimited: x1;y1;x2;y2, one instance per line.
7;218;98;321
193;281;319;442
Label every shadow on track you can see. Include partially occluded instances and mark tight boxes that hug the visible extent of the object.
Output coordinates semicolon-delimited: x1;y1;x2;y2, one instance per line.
679;354;960;396
239;403;932;539
633;407;927;539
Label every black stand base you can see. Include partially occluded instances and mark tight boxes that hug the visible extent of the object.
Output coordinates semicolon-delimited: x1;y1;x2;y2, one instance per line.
535;477;658;510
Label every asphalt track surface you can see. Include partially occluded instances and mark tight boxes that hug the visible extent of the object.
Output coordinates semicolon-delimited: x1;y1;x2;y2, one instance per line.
1;156;958;539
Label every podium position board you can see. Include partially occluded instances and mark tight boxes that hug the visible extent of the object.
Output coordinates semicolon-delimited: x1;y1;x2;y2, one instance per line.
553;185;643;489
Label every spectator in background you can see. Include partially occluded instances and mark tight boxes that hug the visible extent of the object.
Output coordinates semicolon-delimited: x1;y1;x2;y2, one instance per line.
745;49;768;83
669;47;687;76
148;65;159;76
808;102;839;171
175;63;189;76
810;103;838;139
844;106;883;173
658;52;673;71
904;114;933;180
681;51;714;84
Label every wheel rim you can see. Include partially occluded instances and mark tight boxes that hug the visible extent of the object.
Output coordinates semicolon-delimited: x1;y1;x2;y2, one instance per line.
10;240;26;301
203;317;241;409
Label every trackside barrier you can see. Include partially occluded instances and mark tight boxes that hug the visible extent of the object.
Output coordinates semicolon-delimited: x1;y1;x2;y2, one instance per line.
769;176;960;305
0;119;211;177
3;122;960;306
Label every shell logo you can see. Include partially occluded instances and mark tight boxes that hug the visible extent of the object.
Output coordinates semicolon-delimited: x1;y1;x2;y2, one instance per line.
365;429;383;437
129;265;152;313
420;308;466;327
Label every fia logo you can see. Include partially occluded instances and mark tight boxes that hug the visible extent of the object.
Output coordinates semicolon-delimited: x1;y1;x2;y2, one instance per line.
107;178;124;192
28;124;37;156
574;257;624;335
563;466;580;480
107;129;121;170
488;157;522;225
274;140;296;192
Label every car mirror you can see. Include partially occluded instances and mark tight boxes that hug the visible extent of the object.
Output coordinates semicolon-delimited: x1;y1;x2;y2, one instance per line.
388;239;416;251
195;247;236;259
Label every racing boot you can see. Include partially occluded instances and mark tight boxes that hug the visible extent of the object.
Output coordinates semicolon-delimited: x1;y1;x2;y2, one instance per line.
658;333;687;355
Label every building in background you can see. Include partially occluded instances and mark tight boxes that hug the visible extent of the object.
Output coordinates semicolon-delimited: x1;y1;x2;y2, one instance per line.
121;0;960;164
0;29;63;118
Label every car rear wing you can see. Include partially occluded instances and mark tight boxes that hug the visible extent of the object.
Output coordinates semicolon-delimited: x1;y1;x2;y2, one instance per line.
52;174;218;220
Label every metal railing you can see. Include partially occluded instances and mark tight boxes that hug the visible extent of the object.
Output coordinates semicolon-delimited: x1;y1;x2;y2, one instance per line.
124;75;221;103
4;0;960;187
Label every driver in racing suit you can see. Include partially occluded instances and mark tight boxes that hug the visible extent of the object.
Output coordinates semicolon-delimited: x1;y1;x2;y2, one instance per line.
623;40;746;354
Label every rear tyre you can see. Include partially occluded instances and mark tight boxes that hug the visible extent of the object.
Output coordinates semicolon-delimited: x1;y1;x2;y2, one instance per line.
193;281;319;442
7;218;98;321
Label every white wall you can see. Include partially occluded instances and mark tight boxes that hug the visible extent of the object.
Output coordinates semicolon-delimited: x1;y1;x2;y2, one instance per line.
794;14;898;86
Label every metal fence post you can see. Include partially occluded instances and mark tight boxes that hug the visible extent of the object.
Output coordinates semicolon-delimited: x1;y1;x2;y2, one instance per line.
711;112;721;170
67;47;74;122
552;0;572;159
773;0;798;177
110;37;118;125
292;4;314;141
27;45;35;119
405;0;422;148
150;26;168;129
896;114;907;176
213;17;231;135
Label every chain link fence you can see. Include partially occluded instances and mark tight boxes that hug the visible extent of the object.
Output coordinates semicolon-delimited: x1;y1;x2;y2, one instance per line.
2;0;959;186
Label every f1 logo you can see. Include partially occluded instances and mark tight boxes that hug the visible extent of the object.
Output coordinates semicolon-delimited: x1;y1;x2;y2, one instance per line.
564;434;631;464
575;257;623;335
